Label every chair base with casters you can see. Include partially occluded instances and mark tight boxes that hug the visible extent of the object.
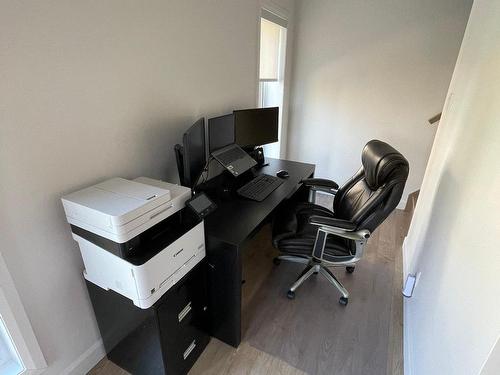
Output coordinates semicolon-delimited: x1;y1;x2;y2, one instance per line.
272;222;370;306
271;140;409;306
273;256;356;305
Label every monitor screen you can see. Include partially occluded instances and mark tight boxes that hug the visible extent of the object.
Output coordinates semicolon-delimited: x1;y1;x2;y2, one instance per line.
182;118;206;188
208;114;235;152
234;107;279;148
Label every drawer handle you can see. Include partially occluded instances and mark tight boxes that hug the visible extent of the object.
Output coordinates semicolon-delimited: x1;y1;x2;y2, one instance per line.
150;205;173;219
178;302;192;322
159;276;171;290
183;340;196;360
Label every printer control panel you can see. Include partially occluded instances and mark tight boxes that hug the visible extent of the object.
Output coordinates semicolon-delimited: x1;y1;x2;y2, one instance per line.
185;193;217;220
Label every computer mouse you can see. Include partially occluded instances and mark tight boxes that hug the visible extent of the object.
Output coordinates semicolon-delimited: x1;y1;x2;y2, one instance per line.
276;169;289;178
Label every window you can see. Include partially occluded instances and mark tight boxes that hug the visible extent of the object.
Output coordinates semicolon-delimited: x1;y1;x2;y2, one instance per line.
0;316;24;375
0;253;46;375
259;10;287;158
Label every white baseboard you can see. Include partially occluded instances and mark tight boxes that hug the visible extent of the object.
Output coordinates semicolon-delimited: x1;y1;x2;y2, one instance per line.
402;236;415;375
402;236;409;279
403;297;412;375
60;339;105;375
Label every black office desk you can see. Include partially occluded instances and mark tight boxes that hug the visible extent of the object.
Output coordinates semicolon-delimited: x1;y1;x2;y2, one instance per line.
202;158;315;347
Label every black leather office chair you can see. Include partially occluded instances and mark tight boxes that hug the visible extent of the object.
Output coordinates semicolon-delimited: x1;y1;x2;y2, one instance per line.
272;140;409;305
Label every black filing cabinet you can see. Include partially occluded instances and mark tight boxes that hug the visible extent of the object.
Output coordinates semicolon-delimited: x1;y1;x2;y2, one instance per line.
86;261;210;375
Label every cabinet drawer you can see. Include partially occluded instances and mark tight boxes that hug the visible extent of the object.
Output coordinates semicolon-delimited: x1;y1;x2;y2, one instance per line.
157;263;208;338
161;323;209;375
156;262;209;374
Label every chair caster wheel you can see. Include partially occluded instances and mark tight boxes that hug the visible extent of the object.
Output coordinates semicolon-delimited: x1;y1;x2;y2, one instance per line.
287;290;296;299
339;297;348;306
273;258;281;266
346;266;355;274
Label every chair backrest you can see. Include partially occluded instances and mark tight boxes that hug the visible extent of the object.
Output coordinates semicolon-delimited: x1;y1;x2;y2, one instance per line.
333;140;409;232
174;144;186;187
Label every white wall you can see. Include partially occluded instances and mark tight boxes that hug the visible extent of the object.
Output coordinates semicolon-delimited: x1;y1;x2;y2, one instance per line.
0;1;272;373
286;0;472;205
404;1;500;374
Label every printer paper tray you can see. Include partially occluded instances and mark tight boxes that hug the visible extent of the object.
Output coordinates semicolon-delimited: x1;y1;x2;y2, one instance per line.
78;221;205;309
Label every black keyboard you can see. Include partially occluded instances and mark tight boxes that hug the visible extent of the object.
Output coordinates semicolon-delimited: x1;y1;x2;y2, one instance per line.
217;146;248;165
237;174;284;201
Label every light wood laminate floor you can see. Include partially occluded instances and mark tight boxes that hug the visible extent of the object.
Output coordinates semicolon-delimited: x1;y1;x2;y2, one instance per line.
88;197;409;375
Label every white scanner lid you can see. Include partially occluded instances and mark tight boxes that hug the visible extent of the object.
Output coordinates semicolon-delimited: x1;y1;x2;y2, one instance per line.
62;178;171;227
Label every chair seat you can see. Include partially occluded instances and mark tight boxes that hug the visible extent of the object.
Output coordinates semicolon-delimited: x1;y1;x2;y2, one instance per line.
273;202;355;262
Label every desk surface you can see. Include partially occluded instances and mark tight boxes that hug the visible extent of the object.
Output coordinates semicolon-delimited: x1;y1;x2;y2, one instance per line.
204;158;315;246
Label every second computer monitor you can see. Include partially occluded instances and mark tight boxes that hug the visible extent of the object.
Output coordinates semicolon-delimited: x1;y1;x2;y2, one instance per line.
234;107;279;148
208;114;235;153
182;118;206;188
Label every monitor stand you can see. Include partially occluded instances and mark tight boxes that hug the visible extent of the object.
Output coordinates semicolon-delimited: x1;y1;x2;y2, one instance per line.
243;146;266;167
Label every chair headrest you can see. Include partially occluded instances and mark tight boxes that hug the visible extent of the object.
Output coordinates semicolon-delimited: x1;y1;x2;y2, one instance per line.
361;140;409;190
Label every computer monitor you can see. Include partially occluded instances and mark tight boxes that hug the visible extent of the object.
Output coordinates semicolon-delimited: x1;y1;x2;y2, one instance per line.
208;114;235;153
182;118;206;188
234;107;279;148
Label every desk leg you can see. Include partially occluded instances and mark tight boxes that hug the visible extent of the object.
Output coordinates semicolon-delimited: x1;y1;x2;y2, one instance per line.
206;237;241;348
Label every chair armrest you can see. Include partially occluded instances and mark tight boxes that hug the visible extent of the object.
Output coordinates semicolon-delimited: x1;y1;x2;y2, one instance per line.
301;178;339;195
309;215;370;241
309;216;357;231
301;178;339;190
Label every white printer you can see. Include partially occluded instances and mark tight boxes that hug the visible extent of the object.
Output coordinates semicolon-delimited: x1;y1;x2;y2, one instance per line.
61;177;205;309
